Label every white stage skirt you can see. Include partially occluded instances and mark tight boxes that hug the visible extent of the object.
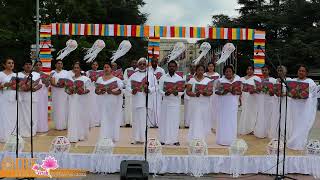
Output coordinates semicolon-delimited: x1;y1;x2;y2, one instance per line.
0;152;319;176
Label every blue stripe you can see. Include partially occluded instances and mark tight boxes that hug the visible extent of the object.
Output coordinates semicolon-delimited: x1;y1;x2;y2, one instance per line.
120;25;125;36
179;27;183;37
160;26;163;37
216;28;221;39
197;27;201;38
59;23;63;35
236;28;241;40
140;25;144;37
148;42;160;46
255;63;264;68
75;24;78;35
39;54;52;58
105;24;109;36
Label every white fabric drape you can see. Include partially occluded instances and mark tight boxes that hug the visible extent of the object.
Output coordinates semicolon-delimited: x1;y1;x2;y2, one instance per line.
0;152;318;175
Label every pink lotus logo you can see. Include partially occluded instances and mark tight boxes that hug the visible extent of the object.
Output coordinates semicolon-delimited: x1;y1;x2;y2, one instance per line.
32;156;59;178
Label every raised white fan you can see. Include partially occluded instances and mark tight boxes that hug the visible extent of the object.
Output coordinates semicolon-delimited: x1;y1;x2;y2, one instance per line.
56;39;78;60
192;42;211;65
216;43;236;65
83;39;105;63
110;40;132;63
168;42;186;61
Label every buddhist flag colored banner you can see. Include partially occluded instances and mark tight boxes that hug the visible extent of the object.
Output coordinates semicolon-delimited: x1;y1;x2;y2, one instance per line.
253;30;266;75
148;37;160;63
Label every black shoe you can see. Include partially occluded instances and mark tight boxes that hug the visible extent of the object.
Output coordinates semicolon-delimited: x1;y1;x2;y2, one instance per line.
173;142;180;146
160;142;165;145
125;124;131;128
185;126;189;129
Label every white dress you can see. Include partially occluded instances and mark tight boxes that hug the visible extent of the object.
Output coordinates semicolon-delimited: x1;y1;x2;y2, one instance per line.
148;66;165;127
51;70;69;130
287;78;317;150
127;71;157;142
238;75;261;135
123;67;136;126
67;75;91;142
96;76;123;142
86;70;102;127
0;72;17;142
204;72;220;130
187;77;211;141
254;77;277;138
215;76;241;146
36;73;49;132
17;72;41;137
158;73;184;144
269;77;293;140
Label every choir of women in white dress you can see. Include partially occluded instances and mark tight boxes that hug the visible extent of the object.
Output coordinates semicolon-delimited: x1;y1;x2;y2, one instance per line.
127;58;157;144
215;65;241;146
204;62;220;132
18;60;42;137
66;62;91;142
0;58;17;142
34;61;49;133
186;64;212;141
0;55;317;150
239;65;261;135
95;62;123;142
50;60;69;130
158;60;183;146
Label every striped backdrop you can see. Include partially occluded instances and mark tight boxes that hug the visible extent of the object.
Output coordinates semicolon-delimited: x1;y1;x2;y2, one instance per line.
42;23;266;75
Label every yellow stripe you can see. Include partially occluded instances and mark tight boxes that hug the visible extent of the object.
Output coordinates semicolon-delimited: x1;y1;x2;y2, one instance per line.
117;24;121;36
154;26;160;37
136;25;141;37
212;28;217;39
72;24;76;34
193;27;198;37
248;29;254;40
174;26;179;37
87;24;92;35
254;59;265;64
101;24;105;35
40;34;51;38
232;28;237;40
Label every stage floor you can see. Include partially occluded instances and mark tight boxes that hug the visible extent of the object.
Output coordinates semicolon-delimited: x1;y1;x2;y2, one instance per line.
1;111;319;156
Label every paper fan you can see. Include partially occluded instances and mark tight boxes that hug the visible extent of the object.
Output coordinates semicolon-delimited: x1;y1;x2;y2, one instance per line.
111;40;132;63
192;42;211;65
56;39;78;60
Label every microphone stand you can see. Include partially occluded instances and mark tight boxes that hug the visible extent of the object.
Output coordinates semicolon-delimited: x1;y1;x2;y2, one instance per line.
257;46;295;180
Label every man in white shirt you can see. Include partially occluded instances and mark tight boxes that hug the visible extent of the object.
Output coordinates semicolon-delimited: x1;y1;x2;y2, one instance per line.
158;60;184;146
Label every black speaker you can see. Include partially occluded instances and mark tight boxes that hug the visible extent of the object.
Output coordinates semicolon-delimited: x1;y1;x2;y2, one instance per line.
120;160;149;180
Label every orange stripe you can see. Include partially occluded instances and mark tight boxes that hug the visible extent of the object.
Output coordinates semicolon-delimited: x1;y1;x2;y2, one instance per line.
182;27;186;37
220;27;224;39
144;26;149;37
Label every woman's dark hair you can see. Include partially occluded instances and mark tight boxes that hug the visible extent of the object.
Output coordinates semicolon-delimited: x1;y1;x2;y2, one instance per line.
195;64;205;71
2;57;14;65
247;64;255;71
168;60;177;66
54;59;63;65
104;61;112;68
72;61;81;69
297;64;309;73
206;62;215;72
223;65;235;74
35;61;42;65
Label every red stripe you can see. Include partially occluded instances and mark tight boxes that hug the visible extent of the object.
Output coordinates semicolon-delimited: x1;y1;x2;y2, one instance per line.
209;27;213;39
190;27;194;38
55;24;59;35
254;39;266;43
254;55;265;59
228;28;232;40
114;24;118;36
246;28;249;40
170;26;175;37
131;25;136;37
99;24;103;36
69;24;72;35
84;24;88;36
